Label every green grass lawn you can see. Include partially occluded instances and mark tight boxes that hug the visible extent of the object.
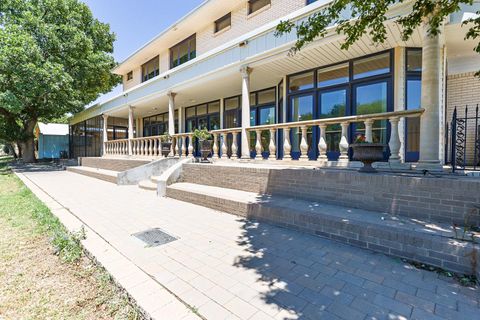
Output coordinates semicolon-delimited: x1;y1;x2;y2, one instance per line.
0;156;142;319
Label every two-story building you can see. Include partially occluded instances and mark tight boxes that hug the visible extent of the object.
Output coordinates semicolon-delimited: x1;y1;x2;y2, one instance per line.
69;0;480;170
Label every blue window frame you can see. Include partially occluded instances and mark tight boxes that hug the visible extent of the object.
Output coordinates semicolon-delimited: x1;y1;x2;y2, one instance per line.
249;87;276;158
405;48;422;162
286;49;394;160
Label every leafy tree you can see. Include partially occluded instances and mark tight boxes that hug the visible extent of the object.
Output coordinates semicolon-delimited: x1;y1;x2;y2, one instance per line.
276;0;480;66
0;0;120;162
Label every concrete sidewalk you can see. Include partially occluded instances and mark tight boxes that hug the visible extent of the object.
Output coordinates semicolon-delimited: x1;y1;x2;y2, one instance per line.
17;169;479;320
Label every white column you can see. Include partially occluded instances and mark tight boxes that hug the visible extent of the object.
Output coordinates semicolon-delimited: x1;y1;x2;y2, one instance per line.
102;114;108;156
418;22;442;170
168;91;176;136
178;106;184;133
220;98;225;129
128;106;134;156
240;66;252;159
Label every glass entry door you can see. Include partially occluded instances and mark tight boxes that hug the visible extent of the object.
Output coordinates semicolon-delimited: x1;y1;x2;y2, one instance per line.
318;87;348;160
352;79;391;160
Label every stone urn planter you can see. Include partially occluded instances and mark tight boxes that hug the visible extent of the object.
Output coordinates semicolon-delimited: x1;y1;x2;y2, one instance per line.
351;143;386;173
199;140;212;163
193;128;213;163
161;142;172;157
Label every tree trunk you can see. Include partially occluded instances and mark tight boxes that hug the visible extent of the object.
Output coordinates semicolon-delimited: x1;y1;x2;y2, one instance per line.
20;120;37;163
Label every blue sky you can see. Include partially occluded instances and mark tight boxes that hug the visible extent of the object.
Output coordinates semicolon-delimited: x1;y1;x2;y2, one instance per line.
82;0;205;104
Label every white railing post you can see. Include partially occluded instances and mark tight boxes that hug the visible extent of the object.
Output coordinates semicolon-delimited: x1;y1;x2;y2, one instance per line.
188;134;194;157
389;117;401;163
231;132;238;159
318;124;327;162
300;126;309;160
181;136;187;157
174;137;179;158
339;122;349;164
269;128;276;160
212;133;219;159
365;119;374;143
255;130;262;160
221;133;228;159
283;127;291;160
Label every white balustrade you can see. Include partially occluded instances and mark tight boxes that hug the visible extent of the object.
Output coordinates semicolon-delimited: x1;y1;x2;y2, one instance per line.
103;110;424;166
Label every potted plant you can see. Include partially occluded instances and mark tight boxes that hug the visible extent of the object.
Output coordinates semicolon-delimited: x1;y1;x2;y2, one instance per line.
193;128;212;163
350;134;386;173
160;132;172;157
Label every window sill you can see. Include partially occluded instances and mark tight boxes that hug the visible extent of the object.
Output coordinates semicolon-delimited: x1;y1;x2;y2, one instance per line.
214;26;231;37
247;4;271;19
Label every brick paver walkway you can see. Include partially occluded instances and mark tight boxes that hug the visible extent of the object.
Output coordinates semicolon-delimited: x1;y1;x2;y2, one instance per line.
18;170;479;320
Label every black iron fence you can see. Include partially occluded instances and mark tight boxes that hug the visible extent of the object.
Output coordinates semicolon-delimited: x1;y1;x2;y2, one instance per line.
448;105;480;172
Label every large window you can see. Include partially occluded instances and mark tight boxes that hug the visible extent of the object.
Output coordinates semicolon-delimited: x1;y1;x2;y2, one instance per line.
143;111;178;137
185;101;220;133
248;0;271;15
249;88;276;157
405;48;422;162
286;50;394;160
170;34;196;69
70;116;104;158
215;13;231;33
141;56;159;82
224;96;241;129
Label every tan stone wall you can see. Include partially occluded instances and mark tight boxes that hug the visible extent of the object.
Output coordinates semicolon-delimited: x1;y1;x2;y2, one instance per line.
196;0;306;55
446;72;480;165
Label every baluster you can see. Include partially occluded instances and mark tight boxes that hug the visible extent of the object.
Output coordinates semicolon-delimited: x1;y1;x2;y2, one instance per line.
148;139;153;156
389;117;401;163
283;127;291;160
221;133;228;159
188;134;194;157
339;122;349;164
365;119;374;143
114;141;117;155
181;136;186;157
300;126;309;160
318;124;328;162
136;139;139;156
269;128;276;160
212;133;219;159
174;137;179;158
231;132;238;159
124;141;127;155
155;138;159;156
255;130;262;160
169;138;174;157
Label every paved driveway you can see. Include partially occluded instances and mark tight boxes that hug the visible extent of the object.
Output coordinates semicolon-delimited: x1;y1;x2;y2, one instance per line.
18;170;479;320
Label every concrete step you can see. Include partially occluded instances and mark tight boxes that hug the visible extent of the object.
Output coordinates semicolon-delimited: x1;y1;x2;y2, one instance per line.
67;166;118;184
80;157;151;172
138;179;157;191
166;182;479;276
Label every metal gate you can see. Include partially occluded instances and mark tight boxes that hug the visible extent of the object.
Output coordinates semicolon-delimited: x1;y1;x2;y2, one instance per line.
449;105;480;172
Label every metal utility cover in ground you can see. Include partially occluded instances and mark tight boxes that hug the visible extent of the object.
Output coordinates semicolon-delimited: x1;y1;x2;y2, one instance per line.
132;228;178;247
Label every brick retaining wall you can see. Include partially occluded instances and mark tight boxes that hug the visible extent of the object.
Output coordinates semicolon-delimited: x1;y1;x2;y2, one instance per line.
181;164;480;225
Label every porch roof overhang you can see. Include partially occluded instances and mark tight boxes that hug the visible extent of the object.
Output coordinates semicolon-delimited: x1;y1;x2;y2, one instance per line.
70;0;476;125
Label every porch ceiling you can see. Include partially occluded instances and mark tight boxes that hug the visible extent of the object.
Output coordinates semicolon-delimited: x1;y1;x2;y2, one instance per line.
108;21;424;120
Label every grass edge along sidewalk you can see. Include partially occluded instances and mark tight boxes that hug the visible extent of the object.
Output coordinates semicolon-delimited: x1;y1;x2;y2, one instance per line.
0;156;143;320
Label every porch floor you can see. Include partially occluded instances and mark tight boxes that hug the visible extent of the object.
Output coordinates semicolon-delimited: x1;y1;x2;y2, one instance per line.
16;168;479;320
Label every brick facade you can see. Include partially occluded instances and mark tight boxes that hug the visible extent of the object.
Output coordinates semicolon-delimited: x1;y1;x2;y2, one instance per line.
196;0;306;55
446;72;480;165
